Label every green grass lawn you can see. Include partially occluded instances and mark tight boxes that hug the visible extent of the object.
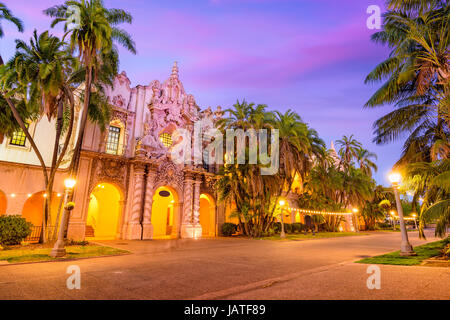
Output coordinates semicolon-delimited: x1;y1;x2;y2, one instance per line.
0;244;129;264
356;239;448;266
258;232;367;241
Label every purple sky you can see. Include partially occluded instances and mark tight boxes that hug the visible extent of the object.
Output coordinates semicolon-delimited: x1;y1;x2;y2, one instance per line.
1;0;405;185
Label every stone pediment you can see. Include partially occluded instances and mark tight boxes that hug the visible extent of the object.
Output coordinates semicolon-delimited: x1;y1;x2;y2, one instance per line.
148;62;199;127
106;71;132;110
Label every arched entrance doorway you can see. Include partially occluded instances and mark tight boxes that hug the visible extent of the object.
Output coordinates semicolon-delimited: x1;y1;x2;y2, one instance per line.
199;193;216;237
151;186;179;239
86;183;122;240
22;191;61;227
0;190;6;216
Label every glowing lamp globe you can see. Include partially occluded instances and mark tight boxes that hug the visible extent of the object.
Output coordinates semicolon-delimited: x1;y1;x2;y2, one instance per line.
64;178;77;189
389;173;402;185
279;200;285;206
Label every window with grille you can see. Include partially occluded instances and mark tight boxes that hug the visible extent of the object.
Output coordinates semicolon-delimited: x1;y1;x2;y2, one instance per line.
159;133;173;148
9;124;29;147
106;125;121;155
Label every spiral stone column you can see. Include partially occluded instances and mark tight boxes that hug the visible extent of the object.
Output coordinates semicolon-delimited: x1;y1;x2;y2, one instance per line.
181;173;195;238
142;169;156;239
192;179;202;226
126;164;146;239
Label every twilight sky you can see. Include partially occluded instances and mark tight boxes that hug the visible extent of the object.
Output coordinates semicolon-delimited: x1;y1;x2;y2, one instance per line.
1;0;405;185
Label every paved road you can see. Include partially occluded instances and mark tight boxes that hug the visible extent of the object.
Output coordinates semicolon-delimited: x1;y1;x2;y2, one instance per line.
0;231;448;300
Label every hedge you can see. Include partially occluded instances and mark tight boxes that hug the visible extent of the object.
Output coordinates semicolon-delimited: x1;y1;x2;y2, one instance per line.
0;215;33;246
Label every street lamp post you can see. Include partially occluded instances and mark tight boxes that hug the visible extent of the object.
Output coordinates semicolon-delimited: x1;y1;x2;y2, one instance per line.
389;173;416;256
278;200;286;239
50;178;76;258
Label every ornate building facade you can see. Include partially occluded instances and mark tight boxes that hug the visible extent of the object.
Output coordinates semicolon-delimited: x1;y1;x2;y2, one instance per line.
0;63;227;240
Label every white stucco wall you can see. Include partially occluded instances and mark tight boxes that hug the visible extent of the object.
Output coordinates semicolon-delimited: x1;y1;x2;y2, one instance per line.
0;117;70;168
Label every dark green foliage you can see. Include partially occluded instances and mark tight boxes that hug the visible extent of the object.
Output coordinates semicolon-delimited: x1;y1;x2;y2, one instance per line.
0;215;33;245
221;223;237;237
284;223;292;233
273;222;281;233
376;222;392;229
292;223;305;233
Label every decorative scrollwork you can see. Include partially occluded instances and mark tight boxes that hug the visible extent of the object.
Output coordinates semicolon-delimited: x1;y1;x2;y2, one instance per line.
154;160;184;191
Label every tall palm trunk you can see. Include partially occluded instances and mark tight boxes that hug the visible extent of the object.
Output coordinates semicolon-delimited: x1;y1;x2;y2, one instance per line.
51;88;75;240
44;99;64;240
70;64;93;176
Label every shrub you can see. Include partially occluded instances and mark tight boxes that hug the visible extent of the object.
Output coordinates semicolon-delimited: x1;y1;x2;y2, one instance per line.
292;223;304;233
221;223;237;236
284;223;292;233
0;215;33;246
376;222;392;230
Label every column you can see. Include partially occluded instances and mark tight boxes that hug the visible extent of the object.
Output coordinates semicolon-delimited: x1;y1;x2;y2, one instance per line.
192;178;203;238
180;173;195;238
142;169;156;239
117;200;127;239
125;164;146;240
67;157;92;240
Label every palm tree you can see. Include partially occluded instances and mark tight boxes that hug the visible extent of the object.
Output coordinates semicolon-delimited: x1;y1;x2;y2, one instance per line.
0;3;32;159
0;2;24;65
356;148;378;176
268;110;325;220
45;0;136;176
360;185;393;230
365;0;449;164
335;134;363;167
217;100;281;236
273;110;312;188
404;159;449;238
1;31;78;242
340;166;375;209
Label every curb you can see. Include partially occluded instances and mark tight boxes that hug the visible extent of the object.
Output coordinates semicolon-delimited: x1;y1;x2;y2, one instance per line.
0;250;131;267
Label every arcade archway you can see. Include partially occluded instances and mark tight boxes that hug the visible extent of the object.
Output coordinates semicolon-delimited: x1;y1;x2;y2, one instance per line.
21;191;61;227
199;193;216;237
151;186;179;238
86;183;122;240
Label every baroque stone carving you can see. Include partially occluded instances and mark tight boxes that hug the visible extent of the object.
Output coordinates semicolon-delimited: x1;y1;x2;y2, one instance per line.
88;158;128;200
204;175;217;191
112;95;126;108
98;158;127;183
154;160;184;191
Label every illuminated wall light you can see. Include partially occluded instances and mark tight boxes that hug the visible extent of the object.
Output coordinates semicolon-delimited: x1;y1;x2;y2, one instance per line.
27;194;32;198
10;193;16;198
43;193;48;198
57;193;62;197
